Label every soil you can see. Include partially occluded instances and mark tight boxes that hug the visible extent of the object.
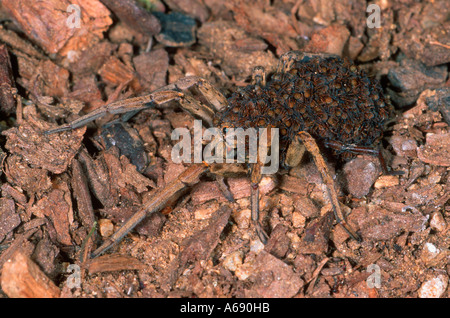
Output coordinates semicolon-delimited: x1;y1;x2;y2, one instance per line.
0;0;449;298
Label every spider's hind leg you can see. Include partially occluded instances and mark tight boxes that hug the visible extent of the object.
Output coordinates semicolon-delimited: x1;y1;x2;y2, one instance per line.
323;140;404;176
297;131;361;242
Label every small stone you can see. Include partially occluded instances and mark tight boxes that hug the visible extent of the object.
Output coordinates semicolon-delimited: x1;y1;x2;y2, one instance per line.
343;158;381;198
222;251;243;272
194;202;219;220
430;212;447;232
232;209;251;229
418;275;448;298
250;239;265;253
153;12;197;47
374;175;399;189
234;260;255;281
387;58;447;107
98;219;114;238
421;243;440;264
292;211;306;228
388;59;447;92
304;24;350;56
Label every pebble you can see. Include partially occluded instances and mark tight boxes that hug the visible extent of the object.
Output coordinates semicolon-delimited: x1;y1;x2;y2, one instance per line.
374;175;399;189
304;24;350;56
387;58;447;107
430;212;447;232
292;211;306;228
250;239;265;253
421;243;440;264
222;251;243;272
343;158;380;198
418;275;448;298
389;135;418;158
98;219;114;237
232;209;251;229
194;202;219;220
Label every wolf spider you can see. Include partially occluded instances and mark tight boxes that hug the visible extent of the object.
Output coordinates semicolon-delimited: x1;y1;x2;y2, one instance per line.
45;51;394;257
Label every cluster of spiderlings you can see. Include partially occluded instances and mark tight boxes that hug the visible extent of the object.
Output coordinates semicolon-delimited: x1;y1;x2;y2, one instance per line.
214;55;391;164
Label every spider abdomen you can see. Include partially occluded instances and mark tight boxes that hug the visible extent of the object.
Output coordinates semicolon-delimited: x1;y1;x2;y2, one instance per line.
216;54;391;161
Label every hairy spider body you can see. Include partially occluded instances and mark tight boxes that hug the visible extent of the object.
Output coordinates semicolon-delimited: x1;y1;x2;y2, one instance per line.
215;54;391;165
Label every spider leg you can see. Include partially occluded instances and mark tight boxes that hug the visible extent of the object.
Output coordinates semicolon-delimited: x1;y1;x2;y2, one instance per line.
323;140;404;176
297;131;361;241
247;66;272;244
45;76;228;134
249;160;269;244
91;163;208;258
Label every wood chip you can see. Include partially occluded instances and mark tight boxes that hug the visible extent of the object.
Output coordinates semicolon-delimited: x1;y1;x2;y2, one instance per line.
98;56;135;87
2;0;112;56
71;159;95;228
1;250;60;298
29;189;72;246
0;44;16;115
243;250;304;298
165;205;232;289
4;154;52;196
417;133;450;166
191;176;275;205
133;49;169;93
3;106;85;174
0;183;27;205
87;253;147;275
0;198;21;242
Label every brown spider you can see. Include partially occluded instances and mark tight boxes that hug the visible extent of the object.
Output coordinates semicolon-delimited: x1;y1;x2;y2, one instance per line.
45;51;394;257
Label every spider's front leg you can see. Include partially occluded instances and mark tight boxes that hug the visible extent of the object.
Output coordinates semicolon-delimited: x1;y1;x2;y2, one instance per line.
44;76;228;134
